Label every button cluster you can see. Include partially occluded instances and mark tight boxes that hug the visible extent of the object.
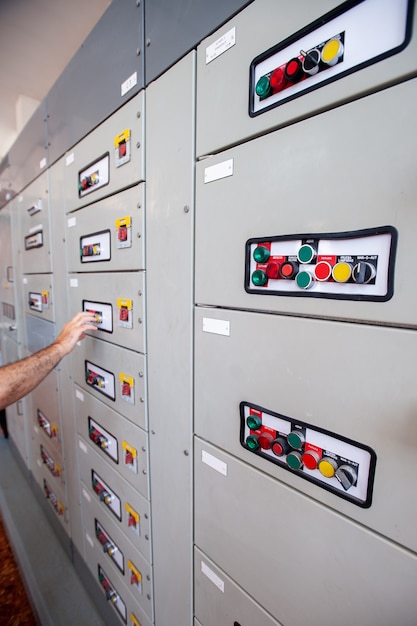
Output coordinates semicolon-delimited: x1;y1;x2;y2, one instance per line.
239;403;375;507
251;242;378;291
255;32;344;101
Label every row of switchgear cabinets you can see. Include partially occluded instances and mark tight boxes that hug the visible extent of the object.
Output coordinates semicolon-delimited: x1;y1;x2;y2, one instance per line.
6;1;417;625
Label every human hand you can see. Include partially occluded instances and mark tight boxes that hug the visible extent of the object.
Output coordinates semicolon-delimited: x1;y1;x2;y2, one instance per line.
54;312;98;357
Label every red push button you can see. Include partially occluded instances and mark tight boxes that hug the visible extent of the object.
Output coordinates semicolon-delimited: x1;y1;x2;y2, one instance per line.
258;432;274;450
280;261;298;279
270;66;287;92
314;260;332;282
301;450;320;470
266;262;280;279
284;57;304;82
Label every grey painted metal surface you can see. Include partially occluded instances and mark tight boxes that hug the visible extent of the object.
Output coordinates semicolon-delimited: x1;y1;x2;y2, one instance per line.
145;0;252;84
145;52;195;626
195;437;417;626
47;0;144;165
195;79;417;327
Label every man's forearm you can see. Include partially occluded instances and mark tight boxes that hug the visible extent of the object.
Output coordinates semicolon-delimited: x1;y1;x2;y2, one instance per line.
0;341;65;410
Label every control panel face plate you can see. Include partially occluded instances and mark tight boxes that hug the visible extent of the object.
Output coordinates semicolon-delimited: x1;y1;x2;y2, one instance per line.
78;153;110;198
245;226;396;301
240;401;376;507
250;0;412;116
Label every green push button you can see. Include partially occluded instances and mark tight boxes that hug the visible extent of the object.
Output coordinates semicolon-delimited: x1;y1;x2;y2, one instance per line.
253;245;270;264
255;75;272;99
287;430;305;449
297;244;316;264
295;270;313;290
246;435;260;451
247;414;262;431
251;270;268;286
286;451;303;470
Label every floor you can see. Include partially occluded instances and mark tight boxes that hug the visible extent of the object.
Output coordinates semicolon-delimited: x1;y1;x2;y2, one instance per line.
0;436;106;626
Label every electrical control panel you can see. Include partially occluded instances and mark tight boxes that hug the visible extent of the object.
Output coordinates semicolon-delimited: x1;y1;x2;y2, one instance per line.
249;0;411;116
240;401;376;507
194;438;417;626
245;226;396;301
196;0;417;156
195;79;417;326
194;305;417;553
75;385;149;492
64;93;145;212
18;172;52;274
23;274;54;322
66;184;145;273
72;336;147;429
79;441;152;563
68;271;145;353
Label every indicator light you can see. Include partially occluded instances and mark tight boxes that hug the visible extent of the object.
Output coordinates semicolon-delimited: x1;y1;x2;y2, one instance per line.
270;66;287;92
253;246;270;263
266;262;280;279
284;57;304;82
321;38;344;66
246;435;260;451
301;450;321;470
335;464;357;490
287;430;305;449
314;260;332;281
318;457;338;478
251;270;268;286
332;261;352;283
247;414;262;430
255;75;272;99
295;270;314;290
286;450;303;470
280;261;298;279
271;437;290;457
297;244;316;264
302;48;320;75
352;261;376;284
258;432;274;450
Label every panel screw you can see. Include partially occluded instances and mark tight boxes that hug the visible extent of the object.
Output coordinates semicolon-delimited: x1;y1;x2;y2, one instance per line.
136;142;141;149
146;38;151;47
183;205;190;213
184;450;189;456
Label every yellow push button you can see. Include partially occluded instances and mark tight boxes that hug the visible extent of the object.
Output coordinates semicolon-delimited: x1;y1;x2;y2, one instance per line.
332;261;352;283
318;457;338;478
321;38;344;66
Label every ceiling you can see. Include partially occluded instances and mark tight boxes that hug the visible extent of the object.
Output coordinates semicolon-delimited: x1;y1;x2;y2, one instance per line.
0;0;111;162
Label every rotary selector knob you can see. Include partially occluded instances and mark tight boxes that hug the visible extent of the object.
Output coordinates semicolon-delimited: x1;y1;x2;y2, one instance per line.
352;262;376;284
335;464;357;491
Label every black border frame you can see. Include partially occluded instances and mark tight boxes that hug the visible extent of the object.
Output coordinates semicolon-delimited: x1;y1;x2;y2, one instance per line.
239;400;377;508
244;225;398;301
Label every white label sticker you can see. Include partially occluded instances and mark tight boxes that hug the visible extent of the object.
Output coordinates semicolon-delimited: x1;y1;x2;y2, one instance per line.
201;561;225;592
75;389;84;402
82;487;91;503
70;278;78;288
85;532;94;549
66;152;75;166
67;217;76;228
206;27;236;64
202;450;227;476
22;277;28;284
204;159;233;184
203;317;230;336
40;157;47;170
79;440;88;454
121;71;138;97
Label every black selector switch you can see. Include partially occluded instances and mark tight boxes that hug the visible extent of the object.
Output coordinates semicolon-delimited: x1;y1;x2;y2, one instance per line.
335;464;357;491
352;261;376;284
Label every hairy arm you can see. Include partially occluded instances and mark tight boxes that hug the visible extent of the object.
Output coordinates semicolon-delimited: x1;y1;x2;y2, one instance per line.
0;312;97;410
